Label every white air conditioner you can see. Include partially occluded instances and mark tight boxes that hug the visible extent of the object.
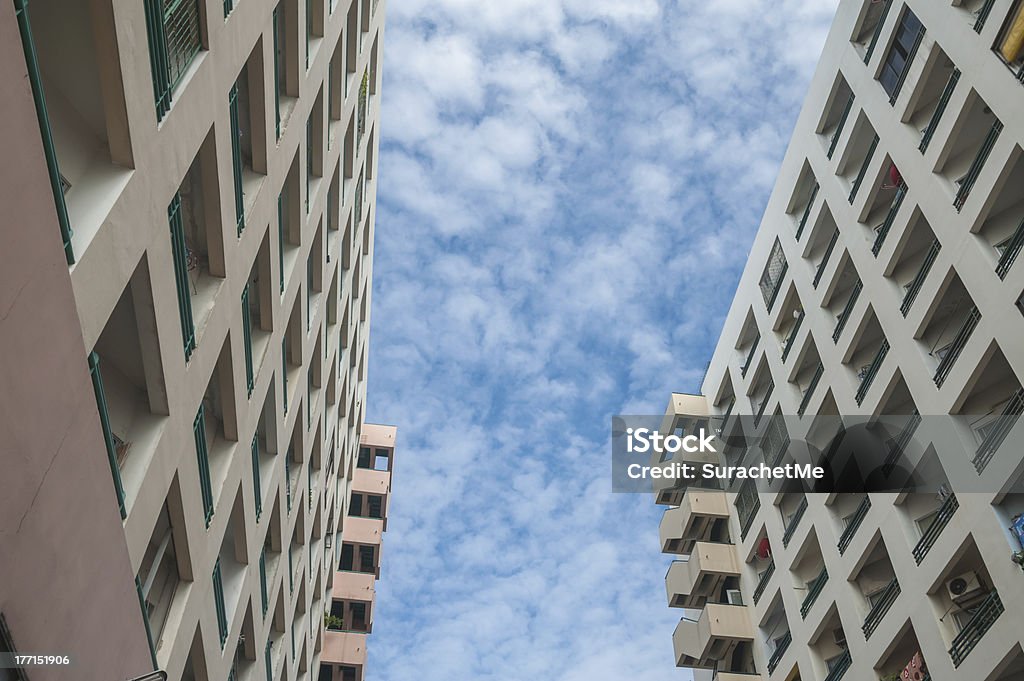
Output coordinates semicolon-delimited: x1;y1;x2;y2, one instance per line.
726;589;744;606
946;571;983;603
833;628;847;648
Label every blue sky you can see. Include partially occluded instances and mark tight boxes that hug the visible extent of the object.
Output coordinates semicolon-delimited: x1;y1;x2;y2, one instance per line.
364;1;839;679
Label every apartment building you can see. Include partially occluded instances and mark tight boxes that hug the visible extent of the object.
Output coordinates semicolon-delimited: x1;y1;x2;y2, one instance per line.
653;0;1024;680
1;0;390;679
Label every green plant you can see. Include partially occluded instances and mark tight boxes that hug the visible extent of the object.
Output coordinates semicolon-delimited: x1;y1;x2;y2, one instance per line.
324;613;345;630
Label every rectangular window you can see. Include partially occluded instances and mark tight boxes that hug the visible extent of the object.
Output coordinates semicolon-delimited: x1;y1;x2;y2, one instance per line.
349;492;363;516
358;545;375;573
357;446;372;468
194;405;214;525
229;84;245;234
213;558;228;648
879;9;924;99
340;543;354;571
367;494;383;518
169;194;197;360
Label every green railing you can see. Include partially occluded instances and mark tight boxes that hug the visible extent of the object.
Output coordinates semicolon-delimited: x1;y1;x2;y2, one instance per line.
134;575;160;670
229;84;245;234
143;0;202;120
888;26;925;105
872;184;906;256
251;435;262;519
882;411;921;476
782;311;804;363
862;577;899;639
973;389;1024;473
974;0;995;33
264;641;273;681
285;454;292;512
913;493;958;564
833;281;862;343
995;217;1024;280
752;560;775;605
14;0;74;265
800;566;828;619
766;263;788;312
864;0;893;64
796;183;819;240
950;590;1003;667
288;546;294;593
87;353;127;519
828;94;854;160
305;118;312;213
753;381;774;428
213;558;228;648
767;630;791;674
954;120;1003;212
823;649;852;681
837;496;871;554
259;548;268;616
782;497;807;547
277;193;286;292
741;334;759;378
355;171;364;224
242;284;254;396
281;336;288;414
901;240;940;316
855;340;889;406
919;69;959;153
933;307;980;387
193;405;214;526
273;6;281;138
798;364;823;417
813;230;839;288
169;194;197;360
305;0;311;69
849;135;879;204
223;0;233;17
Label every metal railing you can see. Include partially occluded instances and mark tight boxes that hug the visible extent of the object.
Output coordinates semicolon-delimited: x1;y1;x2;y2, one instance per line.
912;493;958;564
814;230;840;288
954;120;1003;212
753;560;775;605
766;263;788;312
169;194;197;360
782;497;808;548
251;436;262;519
828;94;854;160
798;364;823;417
862;577;900;639
273;7;282;138
229;84;245;234
882;411;921;476
87;353;127;519
144;0;202;120
872;184;907;256
949;590;1003;667
995;217;1024;280
213;558;229;648
737;482;761;541
781;311;804;363
855;340;889;406
889;26;925;104
764;415;790;467
837;496;871;554
767;630;791;674
823;650;852;681
242;284;255;396
864;0;893;64
901;240;940;316
933;307;980;387
974;0;995;33
741;335;760;378
973;389;1024;473
800;566;828;619
194;405;215;526
833;281;863;343
796;184;819;240
753;381;774;428
259;548;268;615
919;69;960;153
849;135;879;204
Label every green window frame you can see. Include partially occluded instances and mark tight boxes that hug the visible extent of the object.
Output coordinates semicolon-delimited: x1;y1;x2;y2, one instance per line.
194;405;215;525
229;84;245;235
224;0;233;18
272;5;282;138
242;283;255;395
88;353;127;519
169;194;197;360
259;548;268;615
251;435;262;519
143;0;203;120
213;558;228;648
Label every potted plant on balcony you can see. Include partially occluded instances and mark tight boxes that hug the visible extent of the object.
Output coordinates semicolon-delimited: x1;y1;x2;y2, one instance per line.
324;613;345;631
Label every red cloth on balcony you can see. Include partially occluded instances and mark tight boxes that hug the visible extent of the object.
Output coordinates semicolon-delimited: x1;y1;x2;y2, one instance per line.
756;537;771;560
901;651;927;680
890;164;903;187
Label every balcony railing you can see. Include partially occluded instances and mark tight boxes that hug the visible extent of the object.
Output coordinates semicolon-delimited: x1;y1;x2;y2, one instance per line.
782;311;804;363
87;353;127;519
871;184;907;256
833;281;863;343
766;263;788;312
798;364;823;417
823;649;852;681
753;381;774;428
912;493;958;564
737;483;761;542
855;340;889;406
888;25;925;104
796;184;819;240
919;69;960;153
827;94;854;160
767;630;791;674
764;416;790;467
169;195;197;360
213;559;228;648
864;0;893;64
259;548;268;615
973;389;1024;473
837;496;871;554
974;0;996;33
242;284;255;396
995;217;1024;280
741;335;760;378
229;84;245;235
814;230;840;288
800;566;828;619
862;577;900;639
251;436;262;519
782;497;808;547
954;120;1003;212
849;135;879;204
882;411;921;476
753;560;775;605
949;590;1003;667
901;240;941;316
143;0;203;120
933;307;980;387
193;405;214;526
272;7;281;138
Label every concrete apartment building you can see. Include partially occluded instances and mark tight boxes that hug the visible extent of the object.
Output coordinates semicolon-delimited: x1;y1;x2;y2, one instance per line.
653;0;1024;680
1;0;392;679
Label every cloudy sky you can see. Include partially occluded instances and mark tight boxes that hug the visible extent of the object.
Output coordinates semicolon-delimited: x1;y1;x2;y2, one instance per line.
364;1;839;679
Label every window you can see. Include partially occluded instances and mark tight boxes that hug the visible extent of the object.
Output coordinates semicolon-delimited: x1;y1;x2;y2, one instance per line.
374;448;390;471
138;504;182;647
879;9;924;99
357;446;372;468
143;0;203;119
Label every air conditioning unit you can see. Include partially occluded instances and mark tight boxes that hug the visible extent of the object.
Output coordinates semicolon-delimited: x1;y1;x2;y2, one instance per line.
726;589;744;606
946;571;983;603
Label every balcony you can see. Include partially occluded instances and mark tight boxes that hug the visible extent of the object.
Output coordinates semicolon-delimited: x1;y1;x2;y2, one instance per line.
782;497;808;548
796;183;819;240
912;493;958;564
849;135;879;204
949;590;1003;668
933;307;980;388
672;604;754;669
322;629;366;669
862;577;900;639
900;240;940;316
833;281;862;343
837;496;871;554
741;335;759;378
871;184;907;256
781;311;804;363
881;412;921;475
753;381;774;428
972;389;1024;473
855;341;889;406
995;217;1024;279
954;120;1003;212
919;69;960;153
800;566;828;619
752;559;775;605
827;94;854;160
813;229;839;289
665;542;741;608
798;364;824;417
659;491;730;554
861;0;893;64
767;630;791;674
823;649;852;681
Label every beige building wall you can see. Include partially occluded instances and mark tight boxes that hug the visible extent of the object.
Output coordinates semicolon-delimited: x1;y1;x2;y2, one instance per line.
656;0;1024;679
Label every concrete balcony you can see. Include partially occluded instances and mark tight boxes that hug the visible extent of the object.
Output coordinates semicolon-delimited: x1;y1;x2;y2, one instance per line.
659;490;731;554
352;465;390;496
665;542;741;608
332;570;376;603
322;629;367;668
343;515;384;547
672;604;754;670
